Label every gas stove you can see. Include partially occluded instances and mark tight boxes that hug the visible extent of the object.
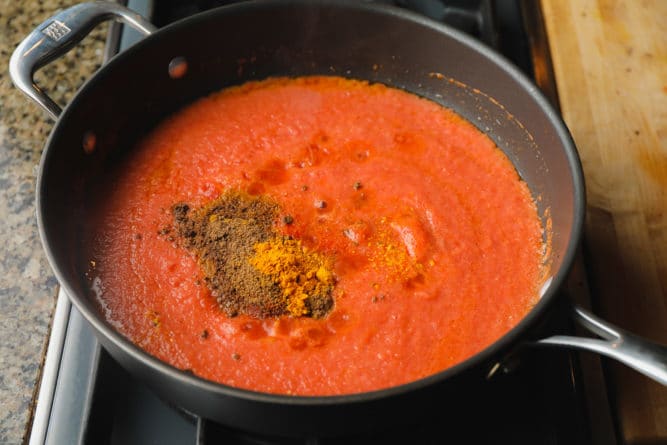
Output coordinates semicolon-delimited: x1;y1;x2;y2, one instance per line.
29;1;602;443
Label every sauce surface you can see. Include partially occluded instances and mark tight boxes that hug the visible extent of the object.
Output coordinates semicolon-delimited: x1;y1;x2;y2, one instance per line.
87;76;544;395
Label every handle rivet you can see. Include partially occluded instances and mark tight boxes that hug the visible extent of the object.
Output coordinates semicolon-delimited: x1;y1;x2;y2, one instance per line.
168;57;188;79
83;131;96;154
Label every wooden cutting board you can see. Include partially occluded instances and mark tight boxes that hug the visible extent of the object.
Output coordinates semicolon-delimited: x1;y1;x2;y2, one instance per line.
540;0;667;442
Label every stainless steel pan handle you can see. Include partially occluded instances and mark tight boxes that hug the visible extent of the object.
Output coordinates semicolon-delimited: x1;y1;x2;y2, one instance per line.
539;305;667;385
9;1;156;120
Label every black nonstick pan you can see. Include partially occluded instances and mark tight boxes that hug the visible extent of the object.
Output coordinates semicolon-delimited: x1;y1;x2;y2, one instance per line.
10;0;667;437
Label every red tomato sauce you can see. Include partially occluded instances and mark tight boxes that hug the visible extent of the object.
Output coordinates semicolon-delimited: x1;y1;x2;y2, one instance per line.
86;76;544;395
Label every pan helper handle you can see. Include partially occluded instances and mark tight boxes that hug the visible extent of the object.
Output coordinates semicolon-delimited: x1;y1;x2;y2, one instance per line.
538;305;667;385
9;1;156;120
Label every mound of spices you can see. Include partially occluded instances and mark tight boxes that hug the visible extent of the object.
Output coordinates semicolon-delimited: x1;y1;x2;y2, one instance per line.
172;190;334;318
249;237;334;317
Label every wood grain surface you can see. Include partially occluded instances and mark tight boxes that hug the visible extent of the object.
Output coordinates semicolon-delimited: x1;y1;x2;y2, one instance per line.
540;0;667;442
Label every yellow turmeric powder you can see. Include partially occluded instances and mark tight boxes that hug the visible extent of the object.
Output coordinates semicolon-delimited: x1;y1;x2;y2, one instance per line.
249;237;334;317
370;218;425;283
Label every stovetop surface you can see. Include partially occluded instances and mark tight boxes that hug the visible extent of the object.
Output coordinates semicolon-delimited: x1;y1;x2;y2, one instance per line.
34;1;593;444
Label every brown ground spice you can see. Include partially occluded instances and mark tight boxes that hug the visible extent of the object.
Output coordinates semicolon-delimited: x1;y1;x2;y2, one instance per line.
171;190;334;318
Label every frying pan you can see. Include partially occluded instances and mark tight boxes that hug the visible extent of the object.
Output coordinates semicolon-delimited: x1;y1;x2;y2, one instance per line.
10;0;667;436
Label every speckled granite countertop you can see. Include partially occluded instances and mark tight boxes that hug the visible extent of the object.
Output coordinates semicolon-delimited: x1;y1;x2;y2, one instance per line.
0;2;106;443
